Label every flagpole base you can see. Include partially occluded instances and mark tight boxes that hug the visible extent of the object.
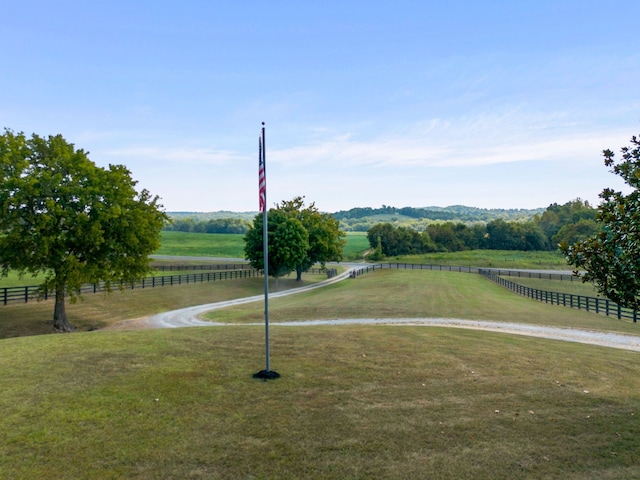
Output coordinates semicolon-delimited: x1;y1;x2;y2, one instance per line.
253;370;281;380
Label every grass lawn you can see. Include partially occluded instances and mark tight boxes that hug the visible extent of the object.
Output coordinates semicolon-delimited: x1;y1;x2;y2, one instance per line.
0;273;323;338
156;231;246;258
156;230;372;261
500;275;603;297
399;249;569;270
3;268;640;478
1;324;639;479
343;231;370;260
206;269;640;335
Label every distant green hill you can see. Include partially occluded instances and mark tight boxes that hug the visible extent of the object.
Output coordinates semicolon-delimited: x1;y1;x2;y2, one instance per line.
168;211;258;221
166;206;546;233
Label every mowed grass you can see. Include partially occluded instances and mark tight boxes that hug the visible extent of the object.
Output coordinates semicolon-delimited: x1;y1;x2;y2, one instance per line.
4;268;640;477
1;323;640;479
501;275;603;297
401;249;569;270
156;230;372;261
0;274;322;338
206;269;640;335
343;231;370;259
155;231;246;258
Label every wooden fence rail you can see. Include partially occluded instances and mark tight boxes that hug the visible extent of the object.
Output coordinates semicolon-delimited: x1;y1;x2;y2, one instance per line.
4;262;635;323
479;269;637;322
347;263;635;323
1;266;333;306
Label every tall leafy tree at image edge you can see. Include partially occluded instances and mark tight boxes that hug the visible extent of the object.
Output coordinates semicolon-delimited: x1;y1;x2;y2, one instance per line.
562;134;640;311
0;130;168;332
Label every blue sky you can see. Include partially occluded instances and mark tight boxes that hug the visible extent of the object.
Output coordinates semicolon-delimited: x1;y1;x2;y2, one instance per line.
2;1;639;213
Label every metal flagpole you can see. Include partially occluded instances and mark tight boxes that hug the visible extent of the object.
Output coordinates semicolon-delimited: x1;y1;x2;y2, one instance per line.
254;122;280;380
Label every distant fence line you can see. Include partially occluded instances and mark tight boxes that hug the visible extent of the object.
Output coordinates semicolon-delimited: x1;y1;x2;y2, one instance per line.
1;266;330;306
479;269;637;323
151;263;250;272
347;263;635;323
4;263;635;323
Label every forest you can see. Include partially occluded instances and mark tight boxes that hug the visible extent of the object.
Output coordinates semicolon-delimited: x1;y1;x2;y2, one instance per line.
366;199;597;256
164;200;595;255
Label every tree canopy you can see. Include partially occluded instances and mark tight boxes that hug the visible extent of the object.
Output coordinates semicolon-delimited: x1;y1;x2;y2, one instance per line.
0;130;168;332
244;197;345;282
562;134;640;311
243;209;309;282
276;197;346;280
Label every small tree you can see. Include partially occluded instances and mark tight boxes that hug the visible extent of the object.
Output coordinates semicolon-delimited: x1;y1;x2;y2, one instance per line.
244;209;309;285
562;134;640;311
0;130;168;332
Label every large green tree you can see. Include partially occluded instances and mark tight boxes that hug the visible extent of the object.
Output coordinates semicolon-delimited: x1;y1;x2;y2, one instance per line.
244;209;309;284
0;130;168;332
562;134;640;311
276;197;346;281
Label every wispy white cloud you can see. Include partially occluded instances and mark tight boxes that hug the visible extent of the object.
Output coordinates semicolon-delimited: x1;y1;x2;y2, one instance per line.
102;146;246;165
271;110;631;170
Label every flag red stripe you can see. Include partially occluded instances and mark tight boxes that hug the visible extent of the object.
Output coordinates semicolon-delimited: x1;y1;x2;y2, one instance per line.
259;136;266;212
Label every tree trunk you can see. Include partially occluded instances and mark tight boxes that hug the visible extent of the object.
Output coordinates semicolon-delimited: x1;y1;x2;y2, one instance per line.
296;266;303;282
53;287;76;332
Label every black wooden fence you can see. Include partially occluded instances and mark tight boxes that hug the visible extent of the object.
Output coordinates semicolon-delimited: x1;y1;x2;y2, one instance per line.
4;262;635;322
479;269;637;322
1;266;333;306
152;263;250;272
347;263;635;322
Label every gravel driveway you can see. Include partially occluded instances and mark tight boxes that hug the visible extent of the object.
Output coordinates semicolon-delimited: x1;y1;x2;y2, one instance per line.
146;267;640;352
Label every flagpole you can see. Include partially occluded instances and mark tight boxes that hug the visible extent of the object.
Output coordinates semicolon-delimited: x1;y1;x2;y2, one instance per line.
254;122;280;380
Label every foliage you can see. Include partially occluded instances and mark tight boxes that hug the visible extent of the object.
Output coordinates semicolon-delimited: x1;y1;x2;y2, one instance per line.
485;219;547;251
366;200;596;254
368;234;384;261
155;231;248;258
335;204;544;231
243;209;309;281
277;197;346;280
164;216;250;234
244;197;346;281
367;222;430;256
562;134;640;310
534;198;597;247
0;130;167;331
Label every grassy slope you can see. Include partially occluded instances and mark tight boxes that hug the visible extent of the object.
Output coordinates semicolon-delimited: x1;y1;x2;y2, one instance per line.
1;324;639;479
3;251;640;478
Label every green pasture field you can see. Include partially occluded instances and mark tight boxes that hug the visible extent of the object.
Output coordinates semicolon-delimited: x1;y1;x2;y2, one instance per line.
401;249;569;270
1;269;640;478
342;231;370;259
0;238;634;479
499;275;602;297
0;272;326;338
0;231;567;288
205;269;639;335
155;231;245;258
157;230;371;261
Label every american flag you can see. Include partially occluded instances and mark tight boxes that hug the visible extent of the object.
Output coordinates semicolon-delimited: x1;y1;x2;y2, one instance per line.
258;134;266;212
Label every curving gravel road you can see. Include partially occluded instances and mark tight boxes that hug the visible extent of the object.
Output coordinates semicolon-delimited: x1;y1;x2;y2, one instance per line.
146;267;640;352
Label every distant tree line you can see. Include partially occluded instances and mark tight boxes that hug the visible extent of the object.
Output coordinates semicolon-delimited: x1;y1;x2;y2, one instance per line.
164;217;251;234
367;199;597;256
334;204;544;231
